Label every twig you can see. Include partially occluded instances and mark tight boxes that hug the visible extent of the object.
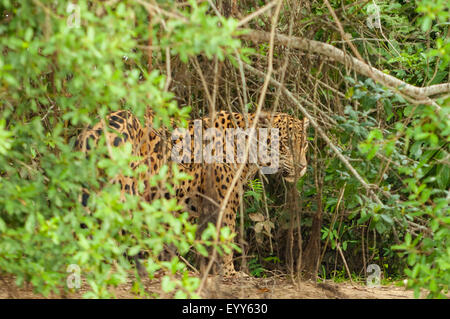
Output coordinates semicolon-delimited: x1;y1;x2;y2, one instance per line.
319;184;346;265
179;254;199;274
164;47;172;92
336;242;354;285
324;0;367;65
236;0;278;27
147;13;153;73
32;0;63;19
135;0;187;22
192;58;215;111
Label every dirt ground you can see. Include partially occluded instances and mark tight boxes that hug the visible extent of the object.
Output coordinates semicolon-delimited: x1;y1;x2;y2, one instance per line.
0;273;423;299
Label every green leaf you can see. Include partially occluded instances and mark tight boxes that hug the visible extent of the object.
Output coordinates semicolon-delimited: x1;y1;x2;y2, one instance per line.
128;245;141;256
161;276;176;293
195;243;208;257
380;214;393;225
436;165;449;189
375;221;387;234
421;16;432;32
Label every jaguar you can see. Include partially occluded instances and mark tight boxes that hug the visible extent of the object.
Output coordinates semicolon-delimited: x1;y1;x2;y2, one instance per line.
76;109;309;276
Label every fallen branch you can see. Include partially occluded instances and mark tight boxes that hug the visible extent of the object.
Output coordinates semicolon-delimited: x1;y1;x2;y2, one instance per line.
240;30;450;103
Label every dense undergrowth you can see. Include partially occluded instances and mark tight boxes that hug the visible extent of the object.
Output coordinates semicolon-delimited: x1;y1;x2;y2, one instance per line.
0;0;448;298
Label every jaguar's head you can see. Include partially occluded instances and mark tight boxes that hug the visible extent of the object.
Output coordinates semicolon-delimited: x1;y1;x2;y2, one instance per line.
275;114;310;183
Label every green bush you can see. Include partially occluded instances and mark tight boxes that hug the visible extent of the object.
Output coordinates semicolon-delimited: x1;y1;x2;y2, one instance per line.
0;0;240;298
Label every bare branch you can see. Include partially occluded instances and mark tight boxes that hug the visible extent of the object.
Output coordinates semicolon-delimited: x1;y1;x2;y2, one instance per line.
324;0;367;65
237;0;278;27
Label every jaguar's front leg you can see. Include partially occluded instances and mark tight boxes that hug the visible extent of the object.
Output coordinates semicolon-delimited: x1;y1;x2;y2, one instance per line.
221;206;238;277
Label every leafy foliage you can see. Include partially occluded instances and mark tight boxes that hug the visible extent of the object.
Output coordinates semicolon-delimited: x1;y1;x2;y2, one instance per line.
0;0;449;299
0;0;240;298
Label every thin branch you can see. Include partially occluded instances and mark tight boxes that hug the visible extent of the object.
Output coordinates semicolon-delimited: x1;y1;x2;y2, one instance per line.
336;242;354;285
324;0;367;65
135;0;187;22
192;57;215;110
236;0;278;27
147;13;153;73
164;47;172;91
